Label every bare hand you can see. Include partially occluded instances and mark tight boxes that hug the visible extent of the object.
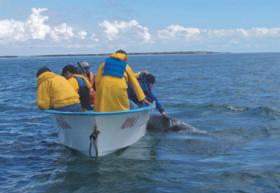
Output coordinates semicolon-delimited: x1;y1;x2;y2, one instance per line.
143;99;152;105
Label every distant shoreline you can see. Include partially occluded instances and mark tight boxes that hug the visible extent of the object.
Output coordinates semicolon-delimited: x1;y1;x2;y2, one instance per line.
0;56;18;58
0;51;218;58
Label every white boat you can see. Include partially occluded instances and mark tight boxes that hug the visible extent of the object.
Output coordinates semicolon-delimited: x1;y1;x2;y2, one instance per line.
46;104;155;157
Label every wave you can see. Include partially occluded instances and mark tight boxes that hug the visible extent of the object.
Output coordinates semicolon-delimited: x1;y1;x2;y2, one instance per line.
165;102;280;118
210;125;280;141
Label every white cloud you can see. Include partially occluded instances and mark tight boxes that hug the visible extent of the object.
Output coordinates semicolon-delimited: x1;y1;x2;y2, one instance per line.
50;23;74;41
99;20;152;42
0;20;26;42
0;8;51;42
78;31;87;39
0;8;77;43
206;27;280;38
25;8;50;40
66;44;97;48
248;27;280;37
158;25;200;39
90;33;99;42
158;25;280;40
1;8;280;54
206;28;252;38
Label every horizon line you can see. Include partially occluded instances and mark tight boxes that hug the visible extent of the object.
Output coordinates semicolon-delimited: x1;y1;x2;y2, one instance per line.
0;51;280;58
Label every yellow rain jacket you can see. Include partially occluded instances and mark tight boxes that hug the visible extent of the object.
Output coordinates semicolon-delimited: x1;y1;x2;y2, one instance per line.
37;71;80;109
94;53;145;112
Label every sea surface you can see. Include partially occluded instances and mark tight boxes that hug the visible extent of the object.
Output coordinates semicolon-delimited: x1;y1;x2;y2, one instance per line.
1;53;280;193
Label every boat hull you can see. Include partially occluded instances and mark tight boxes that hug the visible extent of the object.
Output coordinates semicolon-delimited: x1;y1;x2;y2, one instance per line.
47;105;154;157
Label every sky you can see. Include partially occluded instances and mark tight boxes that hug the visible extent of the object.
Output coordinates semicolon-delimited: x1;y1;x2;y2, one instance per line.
0;0;280;55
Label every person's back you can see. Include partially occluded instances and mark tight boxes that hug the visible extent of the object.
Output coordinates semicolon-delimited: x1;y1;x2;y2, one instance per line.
72;75;93;110
37;67;80;111
62;65;93;110
94;50;146;112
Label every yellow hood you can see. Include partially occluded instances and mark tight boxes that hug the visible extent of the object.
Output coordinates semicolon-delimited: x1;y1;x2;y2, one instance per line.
110;52;128;61
37;71;56;86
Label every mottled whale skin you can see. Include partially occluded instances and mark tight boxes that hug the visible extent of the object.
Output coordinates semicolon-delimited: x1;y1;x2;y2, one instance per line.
147;115;206;134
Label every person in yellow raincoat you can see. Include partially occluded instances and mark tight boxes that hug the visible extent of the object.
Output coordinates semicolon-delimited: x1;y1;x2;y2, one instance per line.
61;64;94;110
36;67;81;111
94;50;148;112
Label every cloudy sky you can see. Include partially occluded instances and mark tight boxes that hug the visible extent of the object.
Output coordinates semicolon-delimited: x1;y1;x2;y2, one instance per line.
0;0;280;55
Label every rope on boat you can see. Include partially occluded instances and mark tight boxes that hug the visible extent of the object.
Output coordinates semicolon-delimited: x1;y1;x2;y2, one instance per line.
89;126;100;158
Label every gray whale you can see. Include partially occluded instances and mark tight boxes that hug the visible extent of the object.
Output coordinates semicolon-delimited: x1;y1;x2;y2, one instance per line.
147;115;207;134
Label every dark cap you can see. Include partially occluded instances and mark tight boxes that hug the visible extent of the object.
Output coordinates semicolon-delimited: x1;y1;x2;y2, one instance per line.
115;49;127;56
36;67;51;77
62;64;78;75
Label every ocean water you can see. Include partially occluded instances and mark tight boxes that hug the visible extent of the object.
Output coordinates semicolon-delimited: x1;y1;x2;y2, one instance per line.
1;53;280;193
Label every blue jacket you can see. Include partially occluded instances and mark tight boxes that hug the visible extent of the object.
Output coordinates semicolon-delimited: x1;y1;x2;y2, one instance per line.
128;75;164;113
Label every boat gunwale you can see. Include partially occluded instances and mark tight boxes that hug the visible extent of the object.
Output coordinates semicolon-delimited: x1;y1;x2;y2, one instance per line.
45;104;155;116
